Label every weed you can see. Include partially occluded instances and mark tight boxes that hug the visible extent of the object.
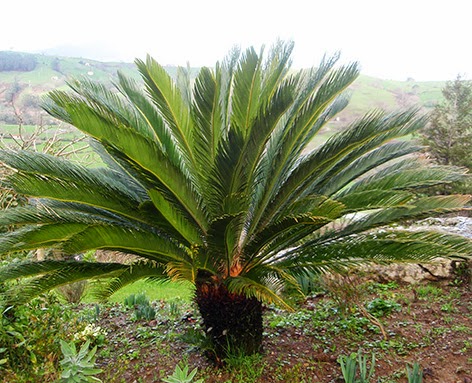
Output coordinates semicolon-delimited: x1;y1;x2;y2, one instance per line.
225;353;265;383
58;339;102;383
366;298;401;318
338;350;375;383
440;302;458;313
162;362;203;383
461;340;472;353
406;362;423;383
415;285;443;300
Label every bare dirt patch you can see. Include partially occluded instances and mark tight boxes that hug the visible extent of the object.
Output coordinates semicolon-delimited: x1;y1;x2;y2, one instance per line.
95;278;471;383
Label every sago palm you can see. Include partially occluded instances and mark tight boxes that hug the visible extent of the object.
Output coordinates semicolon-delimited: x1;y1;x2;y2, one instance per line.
0;42;470;361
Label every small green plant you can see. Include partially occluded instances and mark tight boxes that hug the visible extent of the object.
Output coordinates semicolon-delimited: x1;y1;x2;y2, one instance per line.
59;339;103;383
162;363;203;383
134;304;156;320
415;285;443;299
366;298;401;318
123;292;156;320
440;302;457;313
123;292;150;308
338;351;375;383
0;347;7;367
406;362;423;383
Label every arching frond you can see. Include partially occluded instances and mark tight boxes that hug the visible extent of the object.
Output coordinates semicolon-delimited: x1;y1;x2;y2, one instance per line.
0;260;129;304
92;260;169;302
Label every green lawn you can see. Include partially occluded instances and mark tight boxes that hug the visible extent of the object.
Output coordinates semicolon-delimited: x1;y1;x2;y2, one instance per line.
83;279;194;304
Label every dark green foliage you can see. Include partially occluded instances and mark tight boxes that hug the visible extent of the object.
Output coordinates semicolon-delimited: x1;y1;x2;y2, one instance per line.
0;52;38;72
123;293;156;321
365;298;401;318
420;76;472;192
0;291;80;380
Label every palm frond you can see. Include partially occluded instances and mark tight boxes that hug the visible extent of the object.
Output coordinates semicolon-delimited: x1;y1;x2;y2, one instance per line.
230;46;263;137
276;229;472;278
225;275;292;310
1;260;130;305
246;60;359;236
92;260;169;301
115;72;178;161
61;225;191;264
0;259;127;282
136;55;195;167
0;223;87;254
310;194;471;247
192;66;221;168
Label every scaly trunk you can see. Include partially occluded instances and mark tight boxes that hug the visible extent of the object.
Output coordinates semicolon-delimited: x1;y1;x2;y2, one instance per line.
195;282;263;364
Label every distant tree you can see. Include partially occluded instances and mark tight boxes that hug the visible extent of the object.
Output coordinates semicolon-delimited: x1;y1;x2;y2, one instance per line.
421;76;472;169
0;52;37;72
51;58;62;74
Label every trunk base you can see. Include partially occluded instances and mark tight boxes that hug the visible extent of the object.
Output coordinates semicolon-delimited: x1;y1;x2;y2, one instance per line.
195;283;263;365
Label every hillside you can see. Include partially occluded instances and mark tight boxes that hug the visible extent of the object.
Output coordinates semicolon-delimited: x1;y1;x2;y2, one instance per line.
0;51;446;129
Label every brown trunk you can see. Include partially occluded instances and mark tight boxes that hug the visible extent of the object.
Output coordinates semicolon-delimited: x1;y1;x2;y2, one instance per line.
195;282;263;365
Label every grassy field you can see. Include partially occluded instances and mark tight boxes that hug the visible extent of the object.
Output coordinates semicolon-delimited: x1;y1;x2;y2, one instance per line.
100;280;194;304
0;51;447;129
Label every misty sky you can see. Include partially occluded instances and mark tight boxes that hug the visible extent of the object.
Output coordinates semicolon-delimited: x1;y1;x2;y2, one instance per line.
1;0;470;81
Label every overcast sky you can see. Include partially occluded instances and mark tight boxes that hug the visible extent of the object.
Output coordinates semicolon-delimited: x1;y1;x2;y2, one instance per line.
1;0;470;81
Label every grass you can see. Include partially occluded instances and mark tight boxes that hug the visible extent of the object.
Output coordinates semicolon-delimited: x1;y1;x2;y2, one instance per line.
83;279;194;304
0;52;447;123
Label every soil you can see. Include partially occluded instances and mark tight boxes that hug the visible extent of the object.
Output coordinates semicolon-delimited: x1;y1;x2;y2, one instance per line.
94;278;472;383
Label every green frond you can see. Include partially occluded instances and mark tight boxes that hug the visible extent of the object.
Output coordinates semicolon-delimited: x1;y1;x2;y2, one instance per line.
225;276;292;311
61;225;191;264
1;260;130;305
206;214;245;271
0;150;150;222
319;140;423;196
92;260;169;301
272;110;426;213
277;229;472;278
0;259;127;283
230;76;296;198
50;100;206;231
336;160;468;197
313;194;471;246
337;189;414;211
192;66;221;167
230;46;263;136
176;64;193;107
243;214;331;269
246;59;359;236
0;223;87;255
115;72;177;159
148;188;203;245
135;55;195;167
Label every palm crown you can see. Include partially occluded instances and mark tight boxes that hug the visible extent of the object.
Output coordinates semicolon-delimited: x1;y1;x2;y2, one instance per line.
0;42;470;359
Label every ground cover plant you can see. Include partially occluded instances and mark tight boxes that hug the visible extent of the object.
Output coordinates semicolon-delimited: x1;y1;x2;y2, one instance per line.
0;41;471;367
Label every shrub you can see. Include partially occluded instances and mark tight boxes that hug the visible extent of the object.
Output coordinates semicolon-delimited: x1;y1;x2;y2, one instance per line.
0;291;80;380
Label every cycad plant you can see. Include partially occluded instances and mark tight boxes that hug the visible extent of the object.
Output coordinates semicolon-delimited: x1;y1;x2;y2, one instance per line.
0;42;470;361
